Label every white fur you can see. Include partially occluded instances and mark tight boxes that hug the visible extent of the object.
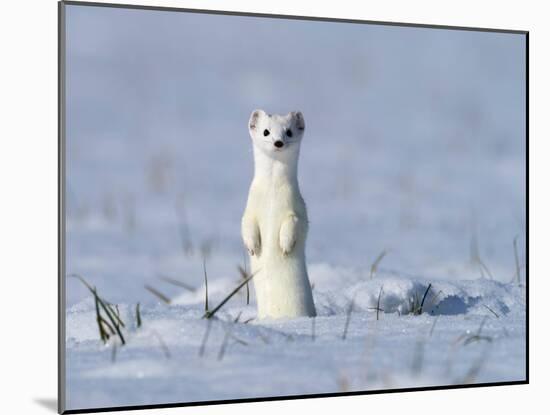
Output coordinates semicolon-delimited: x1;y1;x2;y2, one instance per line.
242;109;316;319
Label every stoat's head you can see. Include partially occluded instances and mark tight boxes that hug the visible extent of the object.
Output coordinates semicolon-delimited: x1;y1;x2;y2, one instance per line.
248;109;305;160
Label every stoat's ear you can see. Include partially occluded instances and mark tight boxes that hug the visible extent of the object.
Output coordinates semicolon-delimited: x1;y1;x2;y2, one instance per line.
292;111;305;131
248;109;266;132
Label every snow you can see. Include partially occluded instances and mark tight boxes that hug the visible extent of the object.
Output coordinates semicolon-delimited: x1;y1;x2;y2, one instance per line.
63;4;526;411
66;268;526;409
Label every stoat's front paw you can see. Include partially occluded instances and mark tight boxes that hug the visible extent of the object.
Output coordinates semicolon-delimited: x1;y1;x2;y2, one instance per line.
280;234;296;257
244;236;261;257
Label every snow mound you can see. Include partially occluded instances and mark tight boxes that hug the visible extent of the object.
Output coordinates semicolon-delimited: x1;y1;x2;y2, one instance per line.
309;263;524;317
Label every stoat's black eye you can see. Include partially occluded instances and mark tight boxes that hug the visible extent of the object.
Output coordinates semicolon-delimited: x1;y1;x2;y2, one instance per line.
263;129;270;136
286;129;293;138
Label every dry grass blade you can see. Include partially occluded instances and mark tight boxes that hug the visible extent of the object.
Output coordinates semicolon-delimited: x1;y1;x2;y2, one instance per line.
429;315;440;337
342;297;355;340
99;315;115;335
158;275;196;292
370;250;387;279
513;235;521;284
203;269;258;319
218;325;234;361
135;302;142;328
477;316;488;336
200;239;214;260
107;303;125;328
175;197;194;256
477;258;494;280
461;316;493;346
368;286;384;320
230;334;249;346
483;304;500;318
69;273;95;291
145;285;171;304
338;374;350;392
460;346;491;383
203;258;209;312
453;332;469;346
242;248;248;274
96;295;126;345
238;265;250;305
199;319;213;357
111;343;117;363
411;339;425;375
70;274;126;345
377;286;383;319
151;330;171;359
463;335;493;346
409;284;432;315
469;218;495;280
94;294;108;343
417;283;432;315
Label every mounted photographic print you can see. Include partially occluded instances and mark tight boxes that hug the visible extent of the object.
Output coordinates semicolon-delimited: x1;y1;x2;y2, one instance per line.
58;1;528;413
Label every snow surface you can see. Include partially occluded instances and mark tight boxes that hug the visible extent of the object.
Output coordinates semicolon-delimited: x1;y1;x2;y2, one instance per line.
64;4;526;411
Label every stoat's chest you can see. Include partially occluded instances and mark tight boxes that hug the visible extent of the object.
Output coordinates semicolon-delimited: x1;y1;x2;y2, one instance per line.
249;178;306;241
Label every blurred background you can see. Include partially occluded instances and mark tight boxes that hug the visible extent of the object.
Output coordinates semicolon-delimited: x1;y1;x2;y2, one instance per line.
65;4;526;306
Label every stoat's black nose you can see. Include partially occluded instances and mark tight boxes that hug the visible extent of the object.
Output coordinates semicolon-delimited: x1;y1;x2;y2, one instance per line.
274;140;284;148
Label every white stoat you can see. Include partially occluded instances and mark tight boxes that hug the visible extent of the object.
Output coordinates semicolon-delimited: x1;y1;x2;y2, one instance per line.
242;109;316;319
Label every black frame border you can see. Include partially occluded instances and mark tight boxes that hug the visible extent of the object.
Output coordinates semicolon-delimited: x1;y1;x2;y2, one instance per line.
58;1;529;414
